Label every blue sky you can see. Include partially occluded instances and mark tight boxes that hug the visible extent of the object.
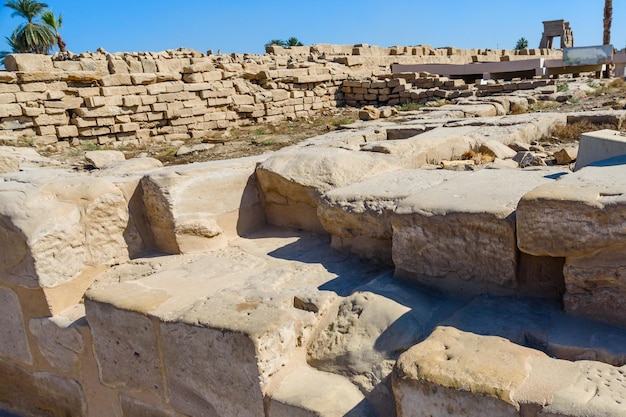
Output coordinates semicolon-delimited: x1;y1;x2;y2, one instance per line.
1;1;625;55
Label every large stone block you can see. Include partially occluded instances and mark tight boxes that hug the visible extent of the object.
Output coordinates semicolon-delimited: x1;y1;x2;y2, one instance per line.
318;169;459;263
563;245;626;327
3;53;55;72
256;148;400;233
517;160;626;257
0;171;130;313
141;155;266;254
392;168;561;295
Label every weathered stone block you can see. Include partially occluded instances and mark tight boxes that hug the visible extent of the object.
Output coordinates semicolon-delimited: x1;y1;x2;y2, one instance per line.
257;147;400;233
141;155;266;254
0;287;32;364
392;168;560;295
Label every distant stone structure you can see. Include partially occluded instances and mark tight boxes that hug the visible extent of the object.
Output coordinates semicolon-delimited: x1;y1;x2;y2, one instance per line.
539;19;574;49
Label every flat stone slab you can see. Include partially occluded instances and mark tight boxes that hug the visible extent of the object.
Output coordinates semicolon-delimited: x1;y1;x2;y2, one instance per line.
392;167;564;295
318;169;460;263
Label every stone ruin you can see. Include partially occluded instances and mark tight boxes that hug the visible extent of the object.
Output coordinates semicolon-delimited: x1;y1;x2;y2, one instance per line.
539;19;574;49
2;45;626;417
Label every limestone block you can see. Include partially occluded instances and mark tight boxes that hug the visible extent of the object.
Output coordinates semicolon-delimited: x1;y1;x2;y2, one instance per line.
478;139;517;159
56;124;79;138
141;155;266;254
84;150;126;169
517;160;626;257
28;304;85;373
554;145;578;164
393;327;539;417
0;103;23;118
84;298;163;394
0;172;129;313
563;246;626;327
361;126;477;168
318;169;458;263
307;291;424;415
3;53;55;72
0;287;32;364
392;168;560;295
540;361;626;417
268;367;374;417
74;105;127;118
0;359;86;416
567;110;626;130
256;147;400;233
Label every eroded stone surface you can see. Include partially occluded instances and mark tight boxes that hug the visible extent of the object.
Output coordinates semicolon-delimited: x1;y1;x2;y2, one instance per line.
392;168;562;295
318;169;459;263
269;367;374;417
517;159;626;257
257;147;400;232
141;155;266;254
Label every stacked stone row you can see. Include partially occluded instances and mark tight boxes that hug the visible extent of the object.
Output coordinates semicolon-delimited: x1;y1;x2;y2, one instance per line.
0;54;352;147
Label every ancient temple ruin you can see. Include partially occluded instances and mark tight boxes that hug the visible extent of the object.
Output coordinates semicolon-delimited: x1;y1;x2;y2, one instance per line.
539;19;574;49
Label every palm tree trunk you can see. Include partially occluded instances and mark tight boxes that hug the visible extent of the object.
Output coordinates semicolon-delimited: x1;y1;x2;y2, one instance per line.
603;0;613;45
57;34;66;53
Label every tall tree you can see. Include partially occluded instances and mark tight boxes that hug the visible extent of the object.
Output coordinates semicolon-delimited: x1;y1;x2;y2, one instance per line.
265;39;286;48
0;28;26;66
286;37;303;47
603;0;612;45
4;0;56;54
41;9;65;52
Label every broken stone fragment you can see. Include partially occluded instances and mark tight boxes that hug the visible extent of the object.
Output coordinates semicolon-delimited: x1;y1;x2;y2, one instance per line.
84;150;126;169
554;145;578;164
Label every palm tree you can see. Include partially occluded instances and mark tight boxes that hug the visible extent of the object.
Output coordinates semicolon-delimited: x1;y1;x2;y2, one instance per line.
4;0;56;54
41;9;65;52
286;37;303;47
0;28;27;66
514;37;529;50
603;0;612;45
265;39;286;48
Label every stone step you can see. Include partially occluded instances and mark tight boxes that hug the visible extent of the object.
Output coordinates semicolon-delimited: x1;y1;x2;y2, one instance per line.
392;167;567;297
318;169;460;263
84;229;388;416
517;158;626;326
394;326;626;417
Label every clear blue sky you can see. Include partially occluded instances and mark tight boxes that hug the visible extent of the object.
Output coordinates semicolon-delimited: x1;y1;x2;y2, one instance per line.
1;1;625;55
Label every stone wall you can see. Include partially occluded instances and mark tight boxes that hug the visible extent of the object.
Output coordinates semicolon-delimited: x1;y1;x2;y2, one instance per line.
0;45;563;148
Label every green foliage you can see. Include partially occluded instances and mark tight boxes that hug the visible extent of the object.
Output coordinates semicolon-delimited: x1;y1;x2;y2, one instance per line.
397;102;424;111
265;39;286;48
514;37;529;50
556;83;570;92
40;9;65;51
286;37;303;47
4;0;56;54
265;37;304;49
